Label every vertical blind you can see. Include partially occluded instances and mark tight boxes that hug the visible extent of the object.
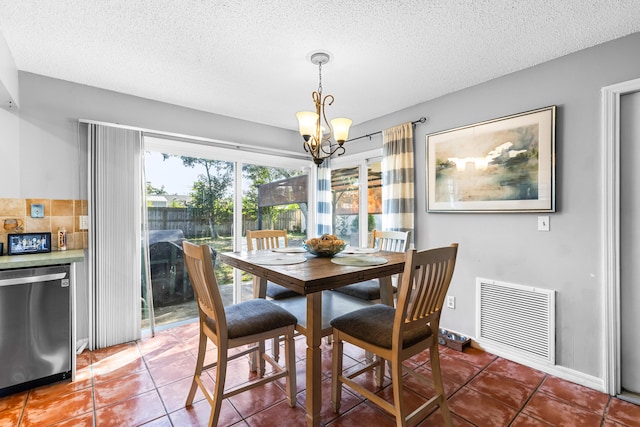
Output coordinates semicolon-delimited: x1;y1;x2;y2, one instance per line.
88;124;143;349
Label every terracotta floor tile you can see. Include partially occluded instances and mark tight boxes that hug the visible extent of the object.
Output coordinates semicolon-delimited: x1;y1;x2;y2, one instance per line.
415;409;476;426
92;353;147;384
137;332;183;356
228;381;289;418
143;343;193;370
244;398;308;426
156;375;216;413
325;400;396;426
0;406;23;426
407;365;463;399
0;390;27;412
510;412;555;426
538;375;610;415
49;411;94;427
467;370;535;409
431;352;482;385
606;397;640;426
297;376;363;423
92;341;139;363
139;415;173;426
375;378;446;421
442;346;498;369
94;370;156;409
95;389;166;426
602;419;628;427
148;353;196;387
4;320;639;427
21;387;93;426
523;391;603;426
484;357;546;389
448;386;519;426
26;376;91;403
169;398;243;426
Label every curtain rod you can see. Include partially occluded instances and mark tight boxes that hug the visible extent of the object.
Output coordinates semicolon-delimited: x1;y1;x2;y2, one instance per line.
345;116;428;143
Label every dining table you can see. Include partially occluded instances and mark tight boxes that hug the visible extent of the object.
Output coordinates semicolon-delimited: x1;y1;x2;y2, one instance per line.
218;248;407;427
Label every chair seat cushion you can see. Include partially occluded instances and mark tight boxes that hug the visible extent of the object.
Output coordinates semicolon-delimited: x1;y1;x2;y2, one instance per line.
267;282;300;299
332;279;397;301
206;299;297;339
330;304;431;349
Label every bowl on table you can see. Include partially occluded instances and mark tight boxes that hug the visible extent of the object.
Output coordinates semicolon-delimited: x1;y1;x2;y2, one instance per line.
303;234;346;257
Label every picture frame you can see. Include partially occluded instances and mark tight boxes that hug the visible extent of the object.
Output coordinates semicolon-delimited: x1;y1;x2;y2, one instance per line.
427;105;556;212
7;232;52;255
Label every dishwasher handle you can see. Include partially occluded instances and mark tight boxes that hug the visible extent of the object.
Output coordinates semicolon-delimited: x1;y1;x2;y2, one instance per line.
0;273;67;287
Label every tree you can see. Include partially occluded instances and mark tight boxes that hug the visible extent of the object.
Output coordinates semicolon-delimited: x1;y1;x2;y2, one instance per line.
146;182;167;195
179;156;233;239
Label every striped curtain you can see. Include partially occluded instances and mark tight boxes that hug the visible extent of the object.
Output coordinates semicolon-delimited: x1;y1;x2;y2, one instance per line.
88;124;143;349
316;159;333;235
382;122;414;235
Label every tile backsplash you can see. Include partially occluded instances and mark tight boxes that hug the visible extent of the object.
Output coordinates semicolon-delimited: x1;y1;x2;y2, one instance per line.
0;198;88;255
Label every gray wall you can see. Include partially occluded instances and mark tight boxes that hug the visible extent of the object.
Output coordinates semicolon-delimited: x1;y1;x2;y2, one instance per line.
2;32;639;384
348;32;640;379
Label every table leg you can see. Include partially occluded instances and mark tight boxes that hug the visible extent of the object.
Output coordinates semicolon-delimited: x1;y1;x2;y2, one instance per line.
305;292;322;427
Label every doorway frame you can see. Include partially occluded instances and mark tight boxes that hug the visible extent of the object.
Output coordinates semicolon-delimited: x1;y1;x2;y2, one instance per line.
602;77;640;395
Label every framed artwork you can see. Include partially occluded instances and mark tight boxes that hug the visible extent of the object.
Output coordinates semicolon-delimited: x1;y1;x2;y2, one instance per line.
427;105;556;212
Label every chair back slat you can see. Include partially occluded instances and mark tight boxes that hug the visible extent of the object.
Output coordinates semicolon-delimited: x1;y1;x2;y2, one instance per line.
247;229;288;250
395;244;458;339
182;241;226;331
371;230;410;252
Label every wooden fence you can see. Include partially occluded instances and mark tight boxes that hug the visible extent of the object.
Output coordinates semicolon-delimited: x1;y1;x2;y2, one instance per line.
147;207;304;238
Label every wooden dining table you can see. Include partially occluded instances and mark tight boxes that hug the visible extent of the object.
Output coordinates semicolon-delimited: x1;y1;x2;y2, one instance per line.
219;249;407;427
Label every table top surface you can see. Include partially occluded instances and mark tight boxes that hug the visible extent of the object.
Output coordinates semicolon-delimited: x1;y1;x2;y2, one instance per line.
219;250;406;294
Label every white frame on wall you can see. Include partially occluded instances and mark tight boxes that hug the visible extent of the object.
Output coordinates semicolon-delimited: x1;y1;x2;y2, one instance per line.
601;77;640;397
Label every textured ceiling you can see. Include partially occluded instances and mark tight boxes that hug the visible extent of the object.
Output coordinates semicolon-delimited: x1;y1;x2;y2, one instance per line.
1;1;639;131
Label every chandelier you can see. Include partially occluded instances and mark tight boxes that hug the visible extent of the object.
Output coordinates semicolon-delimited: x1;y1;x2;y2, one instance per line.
296;52;352;166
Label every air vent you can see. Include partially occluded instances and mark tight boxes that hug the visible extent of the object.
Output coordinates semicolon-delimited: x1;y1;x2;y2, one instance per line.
476;278;555;364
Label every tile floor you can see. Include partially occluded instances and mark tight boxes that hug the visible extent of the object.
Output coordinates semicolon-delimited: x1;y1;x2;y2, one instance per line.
1;321;640;426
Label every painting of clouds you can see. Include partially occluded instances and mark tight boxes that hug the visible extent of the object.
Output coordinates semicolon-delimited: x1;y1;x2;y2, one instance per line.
435;124;539;202
427;106;555;212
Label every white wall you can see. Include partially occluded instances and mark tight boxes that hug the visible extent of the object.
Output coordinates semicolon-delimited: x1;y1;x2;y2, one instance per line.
3;31;639;386
12;72;300;199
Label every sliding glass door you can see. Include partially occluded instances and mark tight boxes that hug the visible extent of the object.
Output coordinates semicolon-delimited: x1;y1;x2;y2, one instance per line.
142;136;310;330
331;157;382;247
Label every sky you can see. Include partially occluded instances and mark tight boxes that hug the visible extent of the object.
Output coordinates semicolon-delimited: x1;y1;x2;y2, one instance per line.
144;152;202;195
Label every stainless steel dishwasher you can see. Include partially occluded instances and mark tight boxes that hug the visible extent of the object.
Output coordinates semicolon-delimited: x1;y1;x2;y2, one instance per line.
0;264;71;396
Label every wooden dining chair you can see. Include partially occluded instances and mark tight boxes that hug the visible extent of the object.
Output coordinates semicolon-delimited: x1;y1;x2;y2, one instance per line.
331;244;459;427
182;241;297;427
246;229;300;300
333;230;411;301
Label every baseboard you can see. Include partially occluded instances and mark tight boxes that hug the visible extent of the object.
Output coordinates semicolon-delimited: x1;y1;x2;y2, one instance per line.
469;340;605;393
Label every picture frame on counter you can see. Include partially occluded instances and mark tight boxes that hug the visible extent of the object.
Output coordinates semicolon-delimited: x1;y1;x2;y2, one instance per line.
7;232;52;255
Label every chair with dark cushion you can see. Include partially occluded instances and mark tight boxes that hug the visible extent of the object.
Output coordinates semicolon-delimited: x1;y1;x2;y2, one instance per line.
331;244;459;427
182;241;297;427
333;230;410;301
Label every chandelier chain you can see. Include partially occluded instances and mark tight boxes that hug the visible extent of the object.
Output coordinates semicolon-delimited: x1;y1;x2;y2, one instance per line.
317;61;323;94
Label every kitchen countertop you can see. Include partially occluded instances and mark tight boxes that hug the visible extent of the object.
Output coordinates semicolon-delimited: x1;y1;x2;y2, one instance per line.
0;249;85;270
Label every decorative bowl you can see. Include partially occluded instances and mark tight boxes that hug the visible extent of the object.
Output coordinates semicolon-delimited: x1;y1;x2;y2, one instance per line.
303;235;346;257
